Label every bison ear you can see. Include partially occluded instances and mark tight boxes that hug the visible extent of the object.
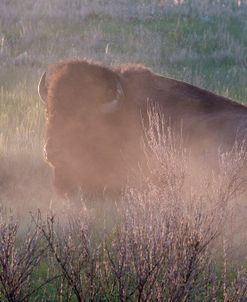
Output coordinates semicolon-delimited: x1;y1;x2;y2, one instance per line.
100;80;124;113
38;72;48;103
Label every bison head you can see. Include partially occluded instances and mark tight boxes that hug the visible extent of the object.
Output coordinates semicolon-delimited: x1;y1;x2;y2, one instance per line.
38;61;124;112
38;60;135;199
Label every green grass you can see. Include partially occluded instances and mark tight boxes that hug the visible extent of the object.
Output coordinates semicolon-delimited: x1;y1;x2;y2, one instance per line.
1;1;246;97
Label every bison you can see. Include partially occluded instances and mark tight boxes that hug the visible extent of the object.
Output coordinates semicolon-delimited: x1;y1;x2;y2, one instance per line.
38;59;247;198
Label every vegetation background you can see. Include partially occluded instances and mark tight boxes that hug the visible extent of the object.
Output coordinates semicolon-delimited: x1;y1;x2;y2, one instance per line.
0;0;247;300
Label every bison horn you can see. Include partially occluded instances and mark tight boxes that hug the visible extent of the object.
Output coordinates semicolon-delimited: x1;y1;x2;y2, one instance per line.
101;81;124;113
38;72;48;103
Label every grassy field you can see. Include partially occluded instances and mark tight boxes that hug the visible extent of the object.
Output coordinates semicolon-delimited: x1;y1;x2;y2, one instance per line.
0;0;247;300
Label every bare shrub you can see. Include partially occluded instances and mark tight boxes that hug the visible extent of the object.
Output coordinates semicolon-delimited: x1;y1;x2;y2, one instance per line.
0;209;49;302
36;209;105;301
103;108;247;301
36;109;247;301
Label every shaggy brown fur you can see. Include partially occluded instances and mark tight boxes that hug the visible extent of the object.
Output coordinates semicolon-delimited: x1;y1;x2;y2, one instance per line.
38;59;247;198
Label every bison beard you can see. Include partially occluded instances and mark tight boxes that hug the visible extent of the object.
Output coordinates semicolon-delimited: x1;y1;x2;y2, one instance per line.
38;59;247;199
